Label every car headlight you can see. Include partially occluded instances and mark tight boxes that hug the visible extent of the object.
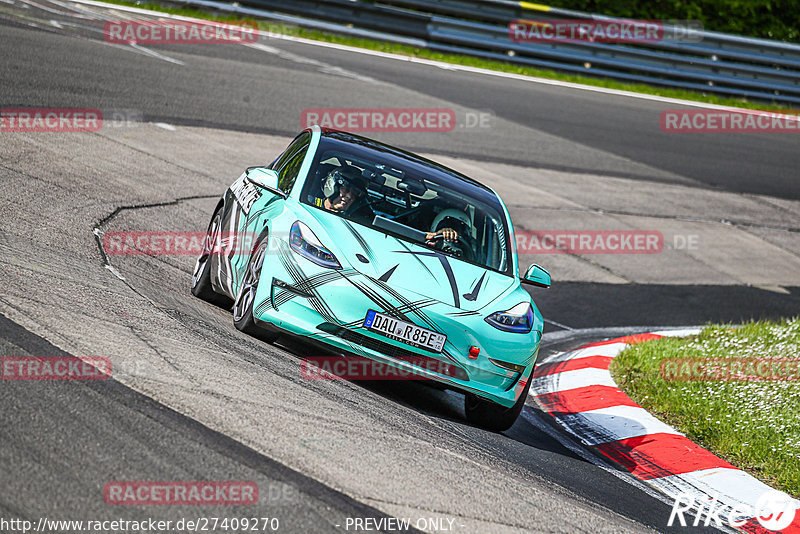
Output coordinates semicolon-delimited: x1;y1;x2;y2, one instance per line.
485;302;533;333
289;221;341;269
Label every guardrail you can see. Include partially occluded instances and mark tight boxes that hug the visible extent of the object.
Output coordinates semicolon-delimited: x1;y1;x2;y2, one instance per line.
168;0;800;104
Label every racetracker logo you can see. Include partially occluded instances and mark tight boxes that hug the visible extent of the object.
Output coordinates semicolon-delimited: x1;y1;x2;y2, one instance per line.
301;356;459;381
661;357;800;382
104;20;258;44
301;108;457;132
515;230;663;254
0;108;102;132
103;231;259;256
508;19;702;43
1;356;111;380
104;481;258;505
661;109;800;132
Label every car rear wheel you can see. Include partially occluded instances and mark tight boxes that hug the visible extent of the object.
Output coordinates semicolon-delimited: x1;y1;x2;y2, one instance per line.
464;376;531;432
233;238;279;343
191;207;233;308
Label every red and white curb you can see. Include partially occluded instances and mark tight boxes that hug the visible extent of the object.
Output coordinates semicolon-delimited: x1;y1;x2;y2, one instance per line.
530;329;800;533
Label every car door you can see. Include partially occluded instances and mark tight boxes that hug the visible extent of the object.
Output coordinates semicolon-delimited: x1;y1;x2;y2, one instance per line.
228;133;312;293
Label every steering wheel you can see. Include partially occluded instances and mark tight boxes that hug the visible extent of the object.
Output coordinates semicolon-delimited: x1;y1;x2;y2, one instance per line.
428;232;475;262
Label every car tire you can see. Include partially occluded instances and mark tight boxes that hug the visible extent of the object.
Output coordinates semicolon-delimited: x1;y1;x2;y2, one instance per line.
191;206;234;308
233;237;279;343
464;375;532;432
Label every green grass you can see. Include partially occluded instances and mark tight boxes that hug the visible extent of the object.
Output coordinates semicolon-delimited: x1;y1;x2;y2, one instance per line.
610;318;800;497
98;0;799;114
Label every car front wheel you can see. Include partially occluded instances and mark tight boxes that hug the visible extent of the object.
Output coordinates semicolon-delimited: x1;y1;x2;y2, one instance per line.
191;207;233;308
233;238;279;343
464;376;532;432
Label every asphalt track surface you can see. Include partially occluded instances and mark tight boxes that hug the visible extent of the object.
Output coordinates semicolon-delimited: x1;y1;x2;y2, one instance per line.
1;1;799;532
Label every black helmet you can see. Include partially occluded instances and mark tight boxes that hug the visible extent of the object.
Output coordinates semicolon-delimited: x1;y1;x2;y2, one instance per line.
322;166;368;199
436;215;471;238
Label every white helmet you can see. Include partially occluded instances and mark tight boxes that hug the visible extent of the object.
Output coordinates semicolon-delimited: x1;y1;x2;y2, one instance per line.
431;208;471;237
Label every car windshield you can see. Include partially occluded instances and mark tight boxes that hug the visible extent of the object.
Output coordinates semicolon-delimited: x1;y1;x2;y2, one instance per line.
300;138;511;274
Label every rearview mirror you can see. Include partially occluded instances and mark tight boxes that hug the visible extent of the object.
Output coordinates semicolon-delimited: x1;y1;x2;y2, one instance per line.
397;179;426;196
245;167;286;198
521;264;550;288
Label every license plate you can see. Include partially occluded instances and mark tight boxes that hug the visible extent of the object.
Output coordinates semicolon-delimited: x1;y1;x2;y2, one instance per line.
363;310;446;353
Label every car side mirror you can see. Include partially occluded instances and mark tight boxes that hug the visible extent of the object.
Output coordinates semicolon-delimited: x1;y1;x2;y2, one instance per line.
521;264;550;288
245;167;286;198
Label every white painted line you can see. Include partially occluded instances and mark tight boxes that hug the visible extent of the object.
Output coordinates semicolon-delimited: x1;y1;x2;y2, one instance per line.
244;42;381;84
543;341;628;363
18;0;74;15
154;122;176;131
545;318;575;331
542;350;579;363
104;264;126;281
571;341;629;358
65;0;800;115
530;367;617;394
556;405;683;445
650;328;703;337
256;36;800;117
675;468;797;509
128;43;184;65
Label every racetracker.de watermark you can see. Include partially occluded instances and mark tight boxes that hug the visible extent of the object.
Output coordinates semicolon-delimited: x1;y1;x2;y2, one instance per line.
104;20;258;44
104;481;259;505
508;19;702;43
301;108;493;132
301;356;460;381
661;357;800;382
1;356;111;380
0;108;142;132
1;108;101;132
661;109;800;132
103;231;259;256
515;230;663;254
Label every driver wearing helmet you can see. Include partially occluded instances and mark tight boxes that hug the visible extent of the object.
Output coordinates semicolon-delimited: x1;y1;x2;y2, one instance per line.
425;209;474;262
315;166;375;223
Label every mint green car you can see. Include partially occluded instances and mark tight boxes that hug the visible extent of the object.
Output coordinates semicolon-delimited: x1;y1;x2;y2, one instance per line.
191;126;551;431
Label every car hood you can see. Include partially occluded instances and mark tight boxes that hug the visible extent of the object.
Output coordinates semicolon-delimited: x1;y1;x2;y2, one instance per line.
302;207;516;312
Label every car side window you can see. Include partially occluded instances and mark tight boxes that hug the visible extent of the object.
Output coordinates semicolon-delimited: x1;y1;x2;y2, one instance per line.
271;132;310;194
278;145;308;194
271;132;309;171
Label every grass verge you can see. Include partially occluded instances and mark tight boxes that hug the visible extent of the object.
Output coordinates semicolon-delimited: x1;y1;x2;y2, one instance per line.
98;0;798;114
610;318;800;497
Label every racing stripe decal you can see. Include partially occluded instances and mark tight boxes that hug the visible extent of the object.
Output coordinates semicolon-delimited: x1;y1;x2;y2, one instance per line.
224;205;238;296
364;278;462;366
244;196;281;228
394;250;460;309
437;255;460;309
394;239;435;278
274;241;338;324
339;299;437;329
448;310;481;317
378;264;398;282
257;269;357;314
342;220;375;262
462;272;485;302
